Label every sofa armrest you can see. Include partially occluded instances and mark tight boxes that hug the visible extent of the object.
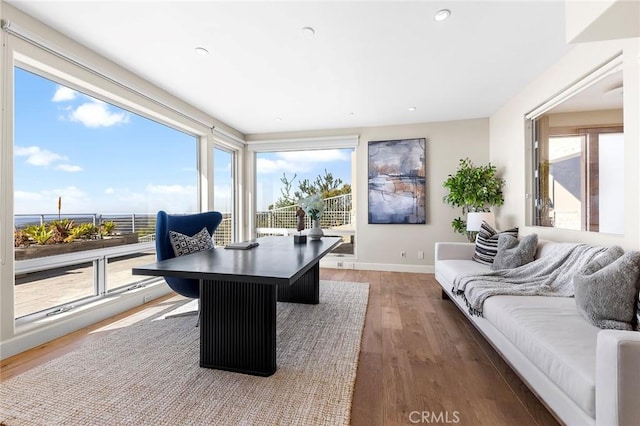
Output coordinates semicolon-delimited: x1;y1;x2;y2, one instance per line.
435;242;476;262
595;330;640;426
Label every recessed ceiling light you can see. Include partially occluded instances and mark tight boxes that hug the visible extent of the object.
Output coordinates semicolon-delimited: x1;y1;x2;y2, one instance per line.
301;27;315;36
275;117;282;122
195;47;209;56
408;106;417;111
434;9;451;22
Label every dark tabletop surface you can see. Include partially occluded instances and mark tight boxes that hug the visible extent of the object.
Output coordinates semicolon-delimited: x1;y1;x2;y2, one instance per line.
132;236;342;285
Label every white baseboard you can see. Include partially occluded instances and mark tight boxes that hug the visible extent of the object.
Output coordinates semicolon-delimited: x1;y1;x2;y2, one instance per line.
320;259;434;274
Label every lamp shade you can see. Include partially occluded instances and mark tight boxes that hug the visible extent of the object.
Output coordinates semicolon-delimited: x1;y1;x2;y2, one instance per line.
466;211;495;232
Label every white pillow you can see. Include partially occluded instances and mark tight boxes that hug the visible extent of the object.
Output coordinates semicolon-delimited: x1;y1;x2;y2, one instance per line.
169;227;214;257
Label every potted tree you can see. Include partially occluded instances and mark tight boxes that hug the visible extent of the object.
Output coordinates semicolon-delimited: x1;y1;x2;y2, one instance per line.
443;158;505;242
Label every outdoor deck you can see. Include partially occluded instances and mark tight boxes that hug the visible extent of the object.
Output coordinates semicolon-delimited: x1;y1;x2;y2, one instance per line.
15;251;156;318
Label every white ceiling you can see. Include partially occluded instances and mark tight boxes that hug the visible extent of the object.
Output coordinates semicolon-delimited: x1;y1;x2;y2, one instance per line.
550;70;623;114
6;1;571;135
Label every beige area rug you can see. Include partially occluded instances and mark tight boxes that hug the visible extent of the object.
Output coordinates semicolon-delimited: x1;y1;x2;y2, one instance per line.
0;281;369;426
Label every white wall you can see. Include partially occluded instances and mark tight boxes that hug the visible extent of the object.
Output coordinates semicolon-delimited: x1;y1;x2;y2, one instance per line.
247;118;490;272
490;37;640;249
566;0;640;43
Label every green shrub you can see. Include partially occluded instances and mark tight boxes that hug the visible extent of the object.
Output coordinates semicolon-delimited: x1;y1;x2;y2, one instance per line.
24;224;53;245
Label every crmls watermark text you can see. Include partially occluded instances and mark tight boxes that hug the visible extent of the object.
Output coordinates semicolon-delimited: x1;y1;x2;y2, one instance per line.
409;410;461;424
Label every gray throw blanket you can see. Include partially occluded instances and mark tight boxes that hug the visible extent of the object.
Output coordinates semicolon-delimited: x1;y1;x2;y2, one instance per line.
453;243;607;316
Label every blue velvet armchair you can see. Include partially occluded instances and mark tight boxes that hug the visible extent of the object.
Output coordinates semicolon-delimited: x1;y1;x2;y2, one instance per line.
155;210;223;299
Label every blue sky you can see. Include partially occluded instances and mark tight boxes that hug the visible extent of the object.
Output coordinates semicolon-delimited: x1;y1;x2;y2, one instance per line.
256;150;353;210
14;67;352;215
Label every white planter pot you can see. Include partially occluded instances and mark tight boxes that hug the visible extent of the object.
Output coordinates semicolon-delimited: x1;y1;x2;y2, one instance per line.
308;220;324;241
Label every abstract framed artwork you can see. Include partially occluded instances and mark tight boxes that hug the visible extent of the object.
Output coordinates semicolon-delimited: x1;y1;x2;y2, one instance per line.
368;138;426;224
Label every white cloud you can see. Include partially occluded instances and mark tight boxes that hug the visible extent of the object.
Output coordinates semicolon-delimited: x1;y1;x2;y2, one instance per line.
69;100;130;128
14;190;43;201
213;184;232;212
278;150;349;163
15;184;199;215
56;164;83;172
97;185;197;213
14;145;67;166
13;186;90;214
54;186;88;199
146;184;196;195
214;162;232;173
257;149;350;175
256;158;307;175
52;86;77;102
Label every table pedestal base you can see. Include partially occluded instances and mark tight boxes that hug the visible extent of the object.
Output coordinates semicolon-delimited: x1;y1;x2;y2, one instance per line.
199;263;320;376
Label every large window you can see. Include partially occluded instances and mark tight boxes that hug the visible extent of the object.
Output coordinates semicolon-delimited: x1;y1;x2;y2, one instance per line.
255;148;355;255
529;58;623;234
213;147;235;245
13;67;199;318
535;127;623;233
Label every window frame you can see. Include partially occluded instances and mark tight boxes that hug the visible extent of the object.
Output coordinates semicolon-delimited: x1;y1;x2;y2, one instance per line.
526;54;623;231
247;135;358;255
212;145;237;245
2;32;213;329
552;125;621;228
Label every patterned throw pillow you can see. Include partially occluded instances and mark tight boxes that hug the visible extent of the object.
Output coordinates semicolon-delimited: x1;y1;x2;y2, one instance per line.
169;227;214;257
472;221;518;265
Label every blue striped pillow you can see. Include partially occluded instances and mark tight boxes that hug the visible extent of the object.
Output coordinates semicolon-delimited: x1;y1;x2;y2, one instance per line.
472;221;519;265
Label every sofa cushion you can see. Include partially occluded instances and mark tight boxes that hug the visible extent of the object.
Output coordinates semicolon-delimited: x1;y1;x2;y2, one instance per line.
472;221;518;265
436;259;490;287
491;233;538;270
574;248;640;331
483;295;599;417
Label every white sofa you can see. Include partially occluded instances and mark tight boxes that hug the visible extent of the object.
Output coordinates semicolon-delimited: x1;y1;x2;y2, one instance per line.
434;241;640;426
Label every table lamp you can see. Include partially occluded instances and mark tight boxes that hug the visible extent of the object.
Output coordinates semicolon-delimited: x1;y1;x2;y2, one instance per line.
466;211;495;242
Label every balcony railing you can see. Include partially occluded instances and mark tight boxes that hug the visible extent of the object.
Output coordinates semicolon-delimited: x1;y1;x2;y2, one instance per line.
13;193;353;318
14;193;353;248
256;193;352;230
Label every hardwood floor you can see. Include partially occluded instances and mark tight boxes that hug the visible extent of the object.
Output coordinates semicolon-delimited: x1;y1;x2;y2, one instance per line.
1;270;559;425
325;269;559;426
